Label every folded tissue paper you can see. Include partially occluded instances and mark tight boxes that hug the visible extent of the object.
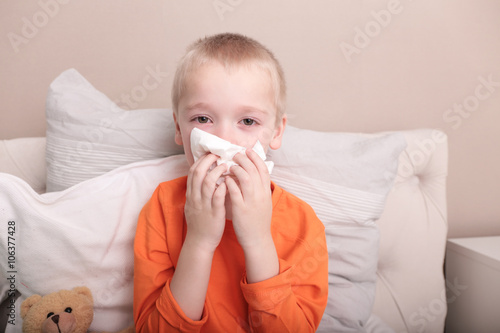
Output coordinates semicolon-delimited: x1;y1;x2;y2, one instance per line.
190;128;274;176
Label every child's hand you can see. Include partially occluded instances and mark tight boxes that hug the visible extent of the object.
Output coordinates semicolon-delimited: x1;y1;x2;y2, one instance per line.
225;149;274;251
184;153;228;253
226;149;279;283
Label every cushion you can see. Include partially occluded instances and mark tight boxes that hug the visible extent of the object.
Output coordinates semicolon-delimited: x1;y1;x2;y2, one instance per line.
0;137;46;193
268;126;406;332
0;155;190;332
371;129;448;333
45;68;183;192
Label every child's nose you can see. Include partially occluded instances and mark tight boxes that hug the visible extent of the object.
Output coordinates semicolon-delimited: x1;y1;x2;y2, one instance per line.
213;125;238;145
211;124;254;148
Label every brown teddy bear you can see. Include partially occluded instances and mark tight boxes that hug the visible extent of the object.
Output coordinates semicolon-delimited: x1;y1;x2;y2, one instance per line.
20;286;135;333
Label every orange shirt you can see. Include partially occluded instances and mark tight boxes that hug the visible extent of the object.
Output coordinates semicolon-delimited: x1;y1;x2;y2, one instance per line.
134;176;328;332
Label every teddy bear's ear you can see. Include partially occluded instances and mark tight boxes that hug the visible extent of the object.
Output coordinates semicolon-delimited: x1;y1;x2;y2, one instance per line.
72;286;93;303
20;294;42;319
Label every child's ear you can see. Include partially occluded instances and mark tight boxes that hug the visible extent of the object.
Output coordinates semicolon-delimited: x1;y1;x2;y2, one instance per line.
173;112;183;146
269;114;287;150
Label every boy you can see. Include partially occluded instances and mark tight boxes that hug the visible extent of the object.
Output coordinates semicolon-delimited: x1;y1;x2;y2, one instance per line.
133;33;328;332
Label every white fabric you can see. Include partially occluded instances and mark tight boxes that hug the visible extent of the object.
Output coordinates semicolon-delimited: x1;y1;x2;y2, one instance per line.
190;127;273;174
45;68;183;192
365;314;397;333
0;155;189;332
0;137;46;194
269;126;407;333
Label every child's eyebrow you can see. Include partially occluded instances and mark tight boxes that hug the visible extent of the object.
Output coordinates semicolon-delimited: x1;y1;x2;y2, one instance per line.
184;103;271;116
184;103;211;112
237;106;270;116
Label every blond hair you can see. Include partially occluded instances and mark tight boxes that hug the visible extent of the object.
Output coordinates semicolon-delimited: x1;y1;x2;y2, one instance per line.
171;33;286;123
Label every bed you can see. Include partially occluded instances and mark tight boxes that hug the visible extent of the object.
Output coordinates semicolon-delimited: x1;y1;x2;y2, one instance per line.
0;68;448;332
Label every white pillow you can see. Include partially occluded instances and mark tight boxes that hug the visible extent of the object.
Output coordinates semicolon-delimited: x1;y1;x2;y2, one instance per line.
0;155;189;332
0;137;46;193
45;68;184;192
269;126;406;332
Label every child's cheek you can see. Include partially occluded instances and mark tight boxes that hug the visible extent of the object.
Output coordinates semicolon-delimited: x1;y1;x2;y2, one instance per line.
257;129;275;151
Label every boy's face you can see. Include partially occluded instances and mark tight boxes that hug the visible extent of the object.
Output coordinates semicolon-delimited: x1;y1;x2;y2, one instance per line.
174;62;286;166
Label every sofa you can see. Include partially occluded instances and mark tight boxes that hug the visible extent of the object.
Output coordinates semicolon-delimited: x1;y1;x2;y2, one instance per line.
0;68;448;333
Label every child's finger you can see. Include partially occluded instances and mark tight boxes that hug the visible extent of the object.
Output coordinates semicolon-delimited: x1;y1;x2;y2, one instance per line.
225;175;243;204
245;149;270;184
228;164;253;199
201;163;228;199
232;151;258;178
212;181;227;211
232;149;269;190
187;153;219;197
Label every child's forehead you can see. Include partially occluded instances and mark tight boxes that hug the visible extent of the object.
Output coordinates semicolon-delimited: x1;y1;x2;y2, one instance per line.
182;62;275;100
188;61;272;83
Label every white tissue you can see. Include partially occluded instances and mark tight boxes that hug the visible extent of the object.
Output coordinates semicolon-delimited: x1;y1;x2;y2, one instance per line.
190;128;274;175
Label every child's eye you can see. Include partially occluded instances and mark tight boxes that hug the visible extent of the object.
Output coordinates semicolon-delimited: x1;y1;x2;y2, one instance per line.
241;118;255;126
196;116;210;123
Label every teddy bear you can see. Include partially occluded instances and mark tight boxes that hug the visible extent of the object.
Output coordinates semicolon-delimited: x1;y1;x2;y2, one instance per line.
20;286;135;333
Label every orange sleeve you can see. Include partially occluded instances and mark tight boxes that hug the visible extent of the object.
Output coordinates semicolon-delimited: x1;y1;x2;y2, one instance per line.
240;196;329;332
133;185;208;332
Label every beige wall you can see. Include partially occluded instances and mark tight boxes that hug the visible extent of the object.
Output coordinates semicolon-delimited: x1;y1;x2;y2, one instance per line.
1;0;499;238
